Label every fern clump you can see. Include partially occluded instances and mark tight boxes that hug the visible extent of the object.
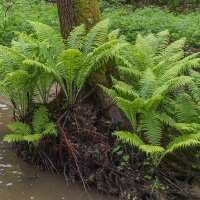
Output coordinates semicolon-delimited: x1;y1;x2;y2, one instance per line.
3;106;57;145
0;19;128;111
101;31;200;166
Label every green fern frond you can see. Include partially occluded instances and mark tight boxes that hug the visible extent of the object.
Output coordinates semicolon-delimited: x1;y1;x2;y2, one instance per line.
140;68;156;99
161;38;186;60
140;112;162;146
32;106;49;133
118;66;142;79
82;18;110;54
154;76;192;96
28;21;64;57
113;131;144;147
165;133;200;155
100;85;117;100
66;24;86;49
111;76;139;100
3;134;24;143
156;113;176;127
12;31;38;58
139;144;165;155
175;123;200;133
23;59;54;74
57;49;84;105
7;122;32;135
114;97;144;129
108;29;120;40
42;122;57;135
175;93;199;123
23;134;42;143
0;45;25;77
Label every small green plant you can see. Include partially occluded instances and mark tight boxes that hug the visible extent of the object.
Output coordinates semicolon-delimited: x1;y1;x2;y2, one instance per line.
3;106;57;145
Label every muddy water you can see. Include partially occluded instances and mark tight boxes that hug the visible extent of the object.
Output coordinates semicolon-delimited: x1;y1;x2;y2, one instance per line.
0;101;117;200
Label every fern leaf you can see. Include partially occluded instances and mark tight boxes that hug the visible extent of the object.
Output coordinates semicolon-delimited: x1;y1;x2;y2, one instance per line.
113;131;144;147
108;29;120;40
140;112;162;146
165;133;200;155
82;18;110;54
140;68;156;99
7;122;32;135
23;134;42;143
32;106;49;133
111;76;139;100
66;24;86;49
3;134;24;143
42;122;57;136
28;21;64;57
139;145;165;155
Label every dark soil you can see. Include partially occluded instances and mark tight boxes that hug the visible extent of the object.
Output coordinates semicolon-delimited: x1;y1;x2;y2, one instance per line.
14;103;200;200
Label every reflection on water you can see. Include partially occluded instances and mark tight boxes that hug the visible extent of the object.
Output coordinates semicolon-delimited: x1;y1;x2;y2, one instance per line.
0;101;117;200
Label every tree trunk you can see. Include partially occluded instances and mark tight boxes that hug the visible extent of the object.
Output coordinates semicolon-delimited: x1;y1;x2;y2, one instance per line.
74;0;100;30
56;0;100;39
56;0;77;39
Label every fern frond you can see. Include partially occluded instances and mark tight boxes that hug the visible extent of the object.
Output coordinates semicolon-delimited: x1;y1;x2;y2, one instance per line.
165;133;200;155
161;38;186;60
140;68;156;99
139;144;165;155
23;59;54;74
32;106;49;133
3;134;24;143
23;134;42;143
7;122;32;135
42;122;57;135
111;77;139;100
114;97;144;130
12;31;38;58
100;85;117;100
28;21;64;57
0;45;25;77
140;112;162;146
118;66;142;79
175;93;199;123
66;24;86;49
113;131;144;147
82;18;110;54
108;29;120;40
57;49;84;104
156;112;176;127
175;123;200;133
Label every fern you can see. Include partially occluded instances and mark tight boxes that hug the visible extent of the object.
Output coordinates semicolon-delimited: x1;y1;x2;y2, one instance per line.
101;31;200;166
3;134;24;143
81;19;110;54
165;133;200;155
113;131;144;147
0;70;33;118
140;112;162;146
7;122;32;135
32;106;49;133
66;24;86;49
0;19;129;109
4;106;57;145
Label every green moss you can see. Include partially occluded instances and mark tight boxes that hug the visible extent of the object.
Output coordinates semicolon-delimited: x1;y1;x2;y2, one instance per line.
74;0;100;29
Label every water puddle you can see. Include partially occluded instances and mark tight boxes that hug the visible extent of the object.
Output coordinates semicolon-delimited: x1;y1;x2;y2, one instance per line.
0;98;116;200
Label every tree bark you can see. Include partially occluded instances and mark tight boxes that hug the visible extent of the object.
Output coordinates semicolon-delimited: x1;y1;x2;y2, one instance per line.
56;0;100;39
56;0;77;39
74;0;100;30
